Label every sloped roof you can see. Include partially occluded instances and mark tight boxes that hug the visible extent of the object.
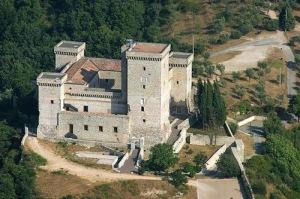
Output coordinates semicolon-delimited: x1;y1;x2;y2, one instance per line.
65;57;121;84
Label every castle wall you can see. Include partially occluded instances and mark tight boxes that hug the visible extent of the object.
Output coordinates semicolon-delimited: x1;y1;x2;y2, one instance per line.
57;111;129;146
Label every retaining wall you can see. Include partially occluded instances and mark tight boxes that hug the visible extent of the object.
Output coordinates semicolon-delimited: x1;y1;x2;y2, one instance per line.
172;129;187;153
189;134;235;146
237;116;266;127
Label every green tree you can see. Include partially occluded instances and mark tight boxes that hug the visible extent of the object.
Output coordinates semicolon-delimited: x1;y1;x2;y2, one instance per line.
288;94;300;121
216;64;225;77
234;85;246;99
193;153;207;168
205;65;215;78
245;68;256;83
147;144;178;172
169;169;188;187
279;5;295;31
217;151;241;178
232;71;241;82
263;113;284;135
181;162;197;177
256;81;266;105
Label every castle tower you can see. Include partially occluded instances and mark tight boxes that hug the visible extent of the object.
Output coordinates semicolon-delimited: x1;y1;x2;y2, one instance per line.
169;52;194;115
36;72;67;139
124;42;171;147
54;41;86;70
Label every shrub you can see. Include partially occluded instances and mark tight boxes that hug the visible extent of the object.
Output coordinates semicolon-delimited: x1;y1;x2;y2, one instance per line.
270;191;284;199
193;153;207;167
263;19;278;31
230;30;242;39
26;152;47;167
238;22;253;35
228;122;238;135
217;32;230;44
181;162;197;177
252;180;267;195
169;169;188;187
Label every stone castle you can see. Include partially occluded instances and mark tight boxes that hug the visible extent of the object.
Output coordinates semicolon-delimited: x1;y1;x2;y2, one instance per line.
37;40;194;148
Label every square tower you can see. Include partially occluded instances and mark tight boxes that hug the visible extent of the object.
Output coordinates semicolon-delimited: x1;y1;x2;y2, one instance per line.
54;41;86;70
125;42;171;147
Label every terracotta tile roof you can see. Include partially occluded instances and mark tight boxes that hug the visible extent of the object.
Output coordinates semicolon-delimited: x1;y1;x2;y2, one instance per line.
131;43;168;53
65;58;121;84
89;58;121;72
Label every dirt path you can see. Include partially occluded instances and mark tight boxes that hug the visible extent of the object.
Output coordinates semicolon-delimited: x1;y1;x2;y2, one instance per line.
210;31;289;72
26;136;160;183
26;136;199;188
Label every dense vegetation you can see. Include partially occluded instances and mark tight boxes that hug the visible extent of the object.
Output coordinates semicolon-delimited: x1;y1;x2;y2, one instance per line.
245;112;300;198
0;121;46;198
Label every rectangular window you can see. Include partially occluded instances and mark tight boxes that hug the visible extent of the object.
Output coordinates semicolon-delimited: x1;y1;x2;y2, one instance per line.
143;67;146;71
99;126;103;132
177;81;179;85
141;106;144;112
143;119;146;123
113;127;118;133
143;85;146;89
84;125;88;131
51;100;54;104
84;106;88;112
140;98;144;105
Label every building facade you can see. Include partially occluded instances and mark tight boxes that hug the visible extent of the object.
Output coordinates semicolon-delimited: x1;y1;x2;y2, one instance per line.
37;40;193;148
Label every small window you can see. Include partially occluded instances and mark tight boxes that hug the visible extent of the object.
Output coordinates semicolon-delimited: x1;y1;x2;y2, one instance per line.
141;106;144;112
143;67;146;71
66;107;70;111
84;106;88;112
143;85;146;89
176;81;179;85
84;125;88;131
99;126;103;132
51;100;54;104
113;127;118;133
143;119;146;123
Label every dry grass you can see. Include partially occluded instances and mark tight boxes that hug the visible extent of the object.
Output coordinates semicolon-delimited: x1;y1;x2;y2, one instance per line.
174;144;220;169
36;169;93;198
36;170;197;199
235;131;255;157
38;139;112;170
209;51;241;63
219;47;288;110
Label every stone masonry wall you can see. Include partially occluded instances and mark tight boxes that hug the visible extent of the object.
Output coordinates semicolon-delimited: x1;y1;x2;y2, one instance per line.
57;111;129;146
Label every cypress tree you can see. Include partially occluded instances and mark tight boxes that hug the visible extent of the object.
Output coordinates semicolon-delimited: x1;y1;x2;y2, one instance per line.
206;81;214;129
279;5;295;31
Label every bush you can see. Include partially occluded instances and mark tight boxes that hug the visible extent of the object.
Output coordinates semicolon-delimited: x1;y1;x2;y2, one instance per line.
25;152;47;167
270;191;284;199
169;169;187;187
238;22;253;35
228;122;238;135
252;180;267;195
217;32;230;44
217;151;241;177
230;30;242;39
181;162;197;177
193;153;207;167
263;19;278;31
